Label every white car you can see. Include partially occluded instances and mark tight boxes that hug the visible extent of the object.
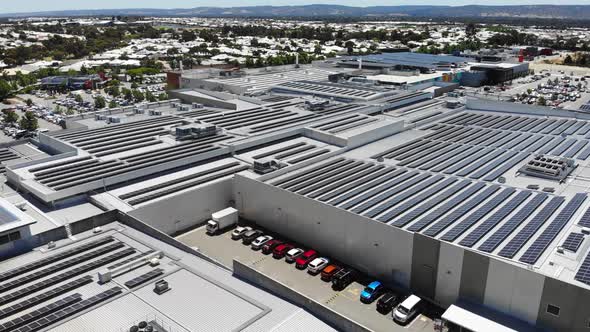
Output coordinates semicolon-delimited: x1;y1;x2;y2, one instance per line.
393;295;421;324
231;226;252;240
285;248;304;263
251;235;273;250
307;257;330;275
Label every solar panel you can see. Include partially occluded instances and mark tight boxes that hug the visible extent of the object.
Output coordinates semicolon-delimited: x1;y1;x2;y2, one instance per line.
0;242;124;293
350;173;433;214
481;153;529;182
428;146;483;173
374;177;458;222
0;237;114;283
498;196;565;259
511;117;537;131
577;123;590;135
458;191;532;247
562;233;585;252
550;138;577;156
124;268;165;288
468;151;518;179
404;144;460;169
417;145;473;171
563;121;584;135
423;185;501;237
454;150;505;177
563;140;588;158
478;194;548;253
406;183;486;232
326;169;406;206
285;161;362;192
0;276;92;319
270;158;345;186
0;248;133;306
443;149;496;175
519;193;587;265
0;293;82;332
442;188;518;242
278;159;354;189
538;136;566;155
577;144;590;160
362;175;446;218
16;287;123;332
574;250;590;285
338;171;418;210
304;164;379;198
524;136;554;153
316;167;391;202
502;133;530;150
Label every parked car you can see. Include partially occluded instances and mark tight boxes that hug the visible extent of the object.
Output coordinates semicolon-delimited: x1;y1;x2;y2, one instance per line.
285;248;304;263
393;295;422;325
360;281;385;303
251;235;273;250
307;257;329;275
261;239;283;255
320;264;341;282
231;226;252;240
295;249;318;269
273;243;295;259
377;292;399;314
242;230;263;245
331;268;357;290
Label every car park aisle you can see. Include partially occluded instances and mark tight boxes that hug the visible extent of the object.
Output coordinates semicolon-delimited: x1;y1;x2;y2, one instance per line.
176;225;435;332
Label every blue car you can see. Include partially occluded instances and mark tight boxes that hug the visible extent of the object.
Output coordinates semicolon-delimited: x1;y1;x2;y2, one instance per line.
360;281;384;303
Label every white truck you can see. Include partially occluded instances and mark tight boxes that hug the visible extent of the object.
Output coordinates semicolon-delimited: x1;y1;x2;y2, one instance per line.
206;207;238;235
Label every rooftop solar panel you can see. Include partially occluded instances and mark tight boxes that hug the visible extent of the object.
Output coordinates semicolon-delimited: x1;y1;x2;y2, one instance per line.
574;250;590;285
519;193;587;265
562;232;585;252
498;196;565;259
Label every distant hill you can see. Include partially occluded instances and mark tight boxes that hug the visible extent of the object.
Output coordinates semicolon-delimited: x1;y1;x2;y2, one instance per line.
3;5;590;20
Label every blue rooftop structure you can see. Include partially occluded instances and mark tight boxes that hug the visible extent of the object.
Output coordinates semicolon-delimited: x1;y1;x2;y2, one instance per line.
338;52;469;72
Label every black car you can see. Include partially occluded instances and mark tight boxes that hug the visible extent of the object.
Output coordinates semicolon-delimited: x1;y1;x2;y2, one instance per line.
331;268;357;291
376;292;399;314
241;230;263;245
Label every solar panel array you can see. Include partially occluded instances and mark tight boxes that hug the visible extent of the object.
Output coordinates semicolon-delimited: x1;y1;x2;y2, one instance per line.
519;193;587;265
124;268;165;289
11;287;123;332
0;293;82;332
562;233;585;252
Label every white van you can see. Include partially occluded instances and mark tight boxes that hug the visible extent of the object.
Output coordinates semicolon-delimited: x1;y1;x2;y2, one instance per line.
393;294;421;324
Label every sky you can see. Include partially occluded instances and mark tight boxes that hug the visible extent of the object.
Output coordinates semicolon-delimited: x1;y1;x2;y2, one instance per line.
3;0;590;14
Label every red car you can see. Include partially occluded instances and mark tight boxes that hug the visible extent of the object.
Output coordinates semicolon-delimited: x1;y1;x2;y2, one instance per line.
261;239;283;255
272;243;294;259
295;249;318;269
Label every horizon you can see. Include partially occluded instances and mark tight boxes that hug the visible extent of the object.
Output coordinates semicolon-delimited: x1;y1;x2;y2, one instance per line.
3;1;590;15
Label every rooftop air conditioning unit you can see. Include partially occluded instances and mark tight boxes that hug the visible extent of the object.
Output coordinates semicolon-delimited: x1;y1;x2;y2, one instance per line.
192;103;204;109
171;102;179;108
134;108;145;114
95;114;106;121
177;105;189;112
107;116;121;123
556;247;564;254
149;110;162;116
154;280;170;295
581;228;590;235
47;241;56;249
93;227;102;233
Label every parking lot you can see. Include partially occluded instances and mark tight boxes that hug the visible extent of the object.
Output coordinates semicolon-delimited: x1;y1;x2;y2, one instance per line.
177;225;438;332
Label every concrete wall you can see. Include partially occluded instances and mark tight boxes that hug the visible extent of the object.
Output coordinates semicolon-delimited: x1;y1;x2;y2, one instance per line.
128;179;235;235
233;259;370;332
234;174;414;287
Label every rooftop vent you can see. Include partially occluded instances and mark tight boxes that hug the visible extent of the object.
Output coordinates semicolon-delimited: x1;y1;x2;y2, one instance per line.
154;280;170;295
253;158;285;175
175;123;218;141
519;155;576;183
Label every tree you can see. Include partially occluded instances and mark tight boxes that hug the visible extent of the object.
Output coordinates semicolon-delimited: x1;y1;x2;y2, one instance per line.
19;111;38;131
537;96;547;106
110;85;120;98
182;30;196;42
158;93;168;101
344;41;355;55
0;80;11;101
94;96;106;109
145;91;156;102
109;100;118;109
132;89;144;102
74;94;83;104
3;110;18;124
564;55;573;65
25;98;33;107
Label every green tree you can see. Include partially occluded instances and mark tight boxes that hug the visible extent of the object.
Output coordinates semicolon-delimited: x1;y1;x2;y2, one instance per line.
537;96;547;106
109;100;118;109
94;96;106;109
158;93;168;101
3;110;19;124
19;111;38;131
74;94;83;104
0;80;12;101
132;89;144;102
25;98;33;107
